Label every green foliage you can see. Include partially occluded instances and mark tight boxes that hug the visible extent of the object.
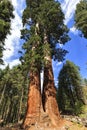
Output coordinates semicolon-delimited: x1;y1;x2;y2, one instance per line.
73;101;83;115
0;65;29;125
79;105;87;118
0;0;14;64
82;82;87;102
21;0;70;72
84;78;87;86
57;60;85;115
75;0;87;38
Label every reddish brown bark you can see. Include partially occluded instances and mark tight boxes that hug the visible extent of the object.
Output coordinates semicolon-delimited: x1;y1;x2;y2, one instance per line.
42;58;61;126
22;70;41;128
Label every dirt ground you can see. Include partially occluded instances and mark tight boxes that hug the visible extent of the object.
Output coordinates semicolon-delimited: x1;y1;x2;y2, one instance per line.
0;118;87;130
0;114;87;130
27;120;87;130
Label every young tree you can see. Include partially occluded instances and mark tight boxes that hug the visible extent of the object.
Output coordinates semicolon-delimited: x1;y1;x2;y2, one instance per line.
21;0;69;128
0;0;14;64
57;61;85;114
75;0;87;38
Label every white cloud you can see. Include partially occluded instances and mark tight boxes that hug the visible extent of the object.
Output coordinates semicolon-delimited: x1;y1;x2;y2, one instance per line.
56;62;62;66
0;59;21;70
9;59;21;68
52;60;62;68
1;0;81;69
61;0;80;24
1;0;26;69
70;26;79;35
11;0;18;8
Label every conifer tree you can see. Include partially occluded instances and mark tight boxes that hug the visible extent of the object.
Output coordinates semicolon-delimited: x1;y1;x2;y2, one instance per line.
21;0;70;128
58;61;85;114
0;65;28;125
75;0;87;38
0;0;14;64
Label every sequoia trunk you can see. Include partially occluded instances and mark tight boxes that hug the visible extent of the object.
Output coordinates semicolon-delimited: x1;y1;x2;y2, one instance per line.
22;70;41;128
42;29;61;126
42;57;61;126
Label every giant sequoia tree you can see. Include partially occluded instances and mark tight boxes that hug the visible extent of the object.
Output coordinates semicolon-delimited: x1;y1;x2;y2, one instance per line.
21;0;70;128
0;0;14;64
75;0;87;38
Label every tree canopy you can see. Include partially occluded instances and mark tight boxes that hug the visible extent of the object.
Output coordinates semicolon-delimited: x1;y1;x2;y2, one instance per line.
20;0;70;72
75;0;87;38
0;0;14;64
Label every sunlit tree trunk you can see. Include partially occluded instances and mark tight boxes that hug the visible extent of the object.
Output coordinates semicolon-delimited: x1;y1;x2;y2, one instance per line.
42;30;61;126
22;70;41;128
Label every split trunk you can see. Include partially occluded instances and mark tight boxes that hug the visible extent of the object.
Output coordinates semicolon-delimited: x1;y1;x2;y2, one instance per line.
42;29;61;126
42;57;61;126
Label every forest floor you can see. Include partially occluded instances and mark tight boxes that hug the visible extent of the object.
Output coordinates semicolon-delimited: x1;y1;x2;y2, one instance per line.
0;121;87;130
0;106;87;130
0;114;87;130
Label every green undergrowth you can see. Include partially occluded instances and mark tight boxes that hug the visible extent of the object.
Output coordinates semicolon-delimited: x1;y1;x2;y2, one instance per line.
79;105;87;118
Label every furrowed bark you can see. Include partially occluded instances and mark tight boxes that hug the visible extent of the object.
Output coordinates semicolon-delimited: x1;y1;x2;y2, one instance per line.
22;70;41;128
42;58;61;126
42;30;61;126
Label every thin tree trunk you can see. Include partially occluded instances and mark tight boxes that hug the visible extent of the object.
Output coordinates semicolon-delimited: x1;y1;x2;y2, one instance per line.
18;87;24;122
1;98;8;120
0;84;6;104
22;70;41;128
5;99;13;123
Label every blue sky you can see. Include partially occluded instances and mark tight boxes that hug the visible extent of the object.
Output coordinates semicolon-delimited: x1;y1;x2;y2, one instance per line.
62;0;87;79
0;0;87;85
53;0;87;85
